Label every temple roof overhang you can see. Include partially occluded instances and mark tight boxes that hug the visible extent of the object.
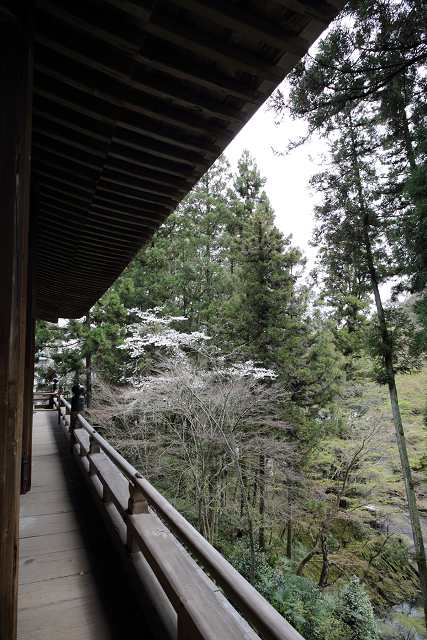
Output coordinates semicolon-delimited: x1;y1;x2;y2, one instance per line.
31;0;346;321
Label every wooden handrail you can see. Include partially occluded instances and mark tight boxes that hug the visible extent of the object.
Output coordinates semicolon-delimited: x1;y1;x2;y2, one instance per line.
33;390;61;412
58;395;304;640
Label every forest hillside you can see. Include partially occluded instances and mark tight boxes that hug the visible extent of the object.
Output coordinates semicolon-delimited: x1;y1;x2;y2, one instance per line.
35;0;427;637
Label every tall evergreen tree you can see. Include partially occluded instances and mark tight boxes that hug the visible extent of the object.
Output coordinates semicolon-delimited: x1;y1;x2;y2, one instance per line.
223;202;304;374
222;198;343;436
309;105;427;629
117;155;235;330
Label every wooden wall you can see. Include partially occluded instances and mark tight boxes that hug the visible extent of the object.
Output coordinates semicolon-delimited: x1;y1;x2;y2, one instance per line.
0;1;34;638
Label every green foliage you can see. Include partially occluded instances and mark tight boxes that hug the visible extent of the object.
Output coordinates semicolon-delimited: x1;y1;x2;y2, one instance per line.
229;540;327;639
229;542;384;640
116;154;237;330
334;577;378;640
365;306;424;384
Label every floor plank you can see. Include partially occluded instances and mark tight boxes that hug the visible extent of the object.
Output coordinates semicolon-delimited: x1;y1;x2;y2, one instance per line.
19;526;105;558
18;411;153;640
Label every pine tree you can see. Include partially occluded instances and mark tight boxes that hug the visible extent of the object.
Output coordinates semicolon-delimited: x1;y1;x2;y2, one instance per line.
117;155;235;330
270;0;427;145
309;105;427;630
335;577;378;640
222;201;305;373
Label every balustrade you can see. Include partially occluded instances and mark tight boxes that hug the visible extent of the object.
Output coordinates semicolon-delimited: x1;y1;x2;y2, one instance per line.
53;392;305;640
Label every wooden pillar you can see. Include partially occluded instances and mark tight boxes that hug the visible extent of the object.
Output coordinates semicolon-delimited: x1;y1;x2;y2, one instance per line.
21;183;38;495
0;2;34;638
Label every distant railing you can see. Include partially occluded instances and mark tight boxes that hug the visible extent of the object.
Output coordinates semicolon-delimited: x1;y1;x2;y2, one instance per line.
55;394;305;640
33;390;60;412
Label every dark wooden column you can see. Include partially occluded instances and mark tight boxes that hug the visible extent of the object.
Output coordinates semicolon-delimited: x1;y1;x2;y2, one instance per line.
0;2;34;638
21;183;39;495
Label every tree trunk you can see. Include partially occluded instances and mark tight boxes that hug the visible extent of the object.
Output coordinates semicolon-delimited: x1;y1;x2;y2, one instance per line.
258;453;265;551
348;114;427;631
286;520;292;560
208;472;216;545
240;460;247;517
85;313;92;408
229;421;256;585
296;534;321;576
318;536;329;588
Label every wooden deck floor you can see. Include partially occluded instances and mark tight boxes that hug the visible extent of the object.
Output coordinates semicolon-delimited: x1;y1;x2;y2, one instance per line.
18;411;154;640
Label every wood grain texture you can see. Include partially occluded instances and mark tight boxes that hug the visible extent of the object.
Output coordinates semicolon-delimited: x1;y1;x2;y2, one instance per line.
18;412;153;640
0;3;33;637
29;0;347;321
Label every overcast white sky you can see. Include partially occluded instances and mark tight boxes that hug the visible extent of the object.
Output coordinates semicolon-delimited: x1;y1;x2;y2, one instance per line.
223;101;326;273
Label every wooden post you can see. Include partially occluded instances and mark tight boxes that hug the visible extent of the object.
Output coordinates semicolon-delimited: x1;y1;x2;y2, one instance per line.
70;384;85;451
57;390;61;425
128;481;149;515
69;412;77;452
0;1;34;638
21;182;38;495
103;485;112;504
89;435;100;475
127;482;148;552
85;313;92;409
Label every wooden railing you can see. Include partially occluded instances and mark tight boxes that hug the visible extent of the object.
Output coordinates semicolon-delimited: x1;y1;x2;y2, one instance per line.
33;390;60;411
55;395;305;640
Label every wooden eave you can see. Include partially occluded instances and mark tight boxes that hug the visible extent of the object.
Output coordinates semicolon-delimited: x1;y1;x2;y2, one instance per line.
32;0;346;322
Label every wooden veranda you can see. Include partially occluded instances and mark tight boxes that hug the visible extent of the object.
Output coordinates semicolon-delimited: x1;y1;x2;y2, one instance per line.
18;411;154;640
1;0;346;638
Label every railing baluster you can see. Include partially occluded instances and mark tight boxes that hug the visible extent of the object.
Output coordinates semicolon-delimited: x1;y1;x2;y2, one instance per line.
70;384;85;452
57;388;61;424
69;412;77;452
89;435;100;475
127;481;148;552
72;408;305;640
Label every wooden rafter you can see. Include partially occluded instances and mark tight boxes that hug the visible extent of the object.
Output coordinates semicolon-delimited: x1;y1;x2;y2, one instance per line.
28;0;347;320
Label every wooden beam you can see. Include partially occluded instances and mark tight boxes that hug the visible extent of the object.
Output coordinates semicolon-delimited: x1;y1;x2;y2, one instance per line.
39;212;154;243
32;131;106;170
21;183;39;496
96;0;156;22
113;127;210;167
40;190;89;212
32;98;115;143
34;53;234;141
38;0;300;80
98;166;182;200
123;92;235;142
35;76;225;156
33;71;120;126
272;0;338;25
32;114;110;156
0;3;33;638
90;203;164;228
32;151;101;182
117;110;222;157
129;67;248;123
38;178;93;204
103;157;190;190
93;190;174;216
38;198;164;230
135;46;263;102
35;18;264;103
170;0;311;54
34;43;248;123
34;16;135;82
31;160;97;193
137;10;304;81
35;0;145;55
109;142;200;179
99;172;177;205
95;184;175;214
